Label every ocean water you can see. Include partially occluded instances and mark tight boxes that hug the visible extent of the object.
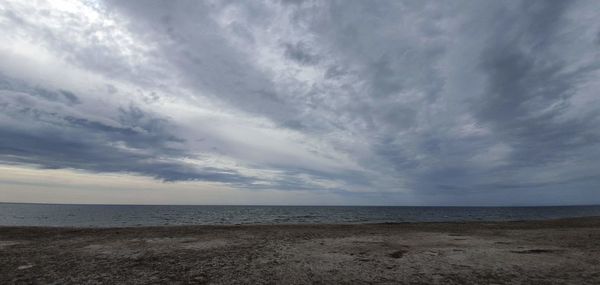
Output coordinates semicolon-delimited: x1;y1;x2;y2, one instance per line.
1;203;600;227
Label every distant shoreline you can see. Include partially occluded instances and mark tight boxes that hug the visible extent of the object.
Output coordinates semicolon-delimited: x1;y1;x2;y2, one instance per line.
2;215;600;230
2;201;600;207
4;203;600;227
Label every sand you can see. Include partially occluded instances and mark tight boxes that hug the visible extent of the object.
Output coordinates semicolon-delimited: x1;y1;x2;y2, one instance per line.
1;217;600;284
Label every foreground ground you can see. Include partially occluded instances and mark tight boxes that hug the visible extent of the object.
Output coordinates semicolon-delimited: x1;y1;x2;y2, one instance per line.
1;217;600;284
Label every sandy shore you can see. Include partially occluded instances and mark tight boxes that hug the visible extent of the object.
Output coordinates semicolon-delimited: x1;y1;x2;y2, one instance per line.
1;217;600;284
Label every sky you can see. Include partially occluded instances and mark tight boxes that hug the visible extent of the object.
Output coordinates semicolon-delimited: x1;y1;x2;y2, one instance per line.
0;0;599;206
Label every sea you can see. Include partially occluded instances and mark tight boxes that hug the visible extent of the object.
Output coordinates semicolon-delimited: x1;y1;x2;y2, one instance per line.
1;203;600;227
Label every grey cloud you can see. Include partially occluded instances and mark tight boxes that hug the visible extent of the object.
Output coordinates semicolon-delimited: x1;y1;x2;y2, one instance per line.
283;41;320;65
1;0;600;205
0;78;254;184
291;0;600;201
475;1;600;166
280;0;305;6
0;74;81;106
121;2;298;121
324;65;346;79
0;75;355;191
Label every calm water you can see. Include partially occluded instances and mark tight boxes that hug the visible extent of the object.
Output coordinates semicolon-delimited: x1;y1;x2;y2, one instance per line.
1;203;600;227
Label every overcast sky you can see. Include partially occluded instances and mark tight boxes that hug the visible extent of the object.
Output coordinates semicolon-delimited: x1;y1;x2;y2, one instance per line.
1;0;599;205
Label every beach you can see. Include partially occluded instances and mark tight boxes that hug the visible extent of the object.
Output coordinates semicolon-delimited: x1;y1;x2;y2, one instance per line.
2;217;600;284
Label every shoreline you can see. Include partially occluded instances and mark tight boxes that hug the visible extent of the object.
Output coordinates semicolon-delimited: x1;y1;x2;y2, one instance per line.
2;215;600;230
4;201;600;207
2;216;600;284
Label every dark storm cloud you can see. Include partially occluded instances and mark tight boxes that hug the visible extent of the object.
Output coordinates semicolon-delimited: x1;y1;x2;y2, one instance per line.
475;1;600;166
283;41;320;65
0;74;81;106
0;77;254;183
0;74;353;190
394;1;600;199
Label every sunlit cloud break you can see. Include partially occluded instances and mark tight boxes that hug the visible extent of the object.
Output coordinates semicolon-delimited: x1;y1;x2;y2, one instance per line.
0;0;599;205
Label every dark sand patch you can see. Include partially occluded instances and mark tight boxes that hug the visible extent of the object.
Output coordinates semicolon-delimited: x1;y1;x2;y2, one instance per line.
388;249;408;258
510;249;560;254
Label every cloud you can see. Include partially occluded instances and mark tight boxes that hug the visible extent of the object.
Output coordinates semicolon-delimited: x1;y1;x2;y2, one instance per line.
474;1;600;167
0;75;241;182
283;41;320;65
0;0;599;205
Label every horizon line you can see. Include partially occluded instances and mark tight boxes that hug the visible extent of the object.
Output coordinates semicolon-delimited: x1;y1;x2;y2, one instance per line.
1;201;599;208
